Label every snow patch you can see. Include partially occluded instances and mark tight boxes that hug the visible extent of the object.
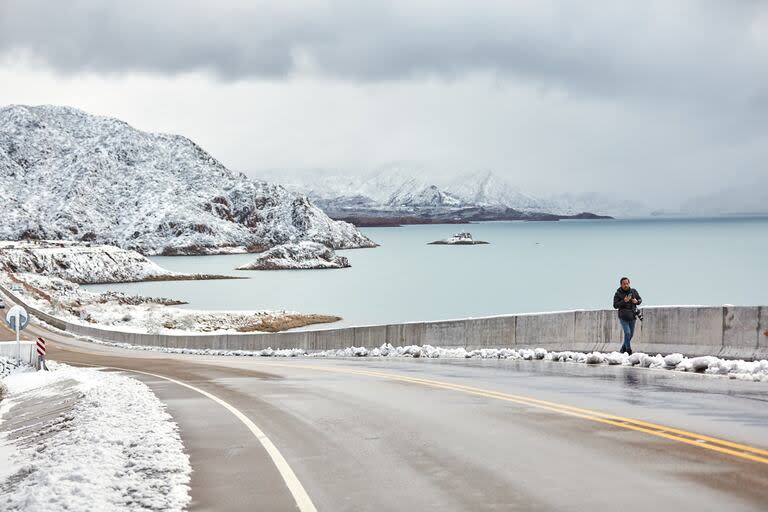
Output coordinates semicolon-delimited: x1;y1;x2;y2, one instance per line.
0;362;191;511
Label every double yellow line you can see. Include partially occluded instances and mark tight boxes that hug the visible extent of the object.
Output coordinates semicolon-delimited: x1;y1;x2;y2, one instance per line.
259;361;768;466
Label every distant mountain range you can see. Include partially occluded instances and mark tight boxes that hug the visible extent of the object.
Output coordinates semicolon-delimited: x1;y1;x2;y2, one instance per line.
271;168;647;225
0;105;376;255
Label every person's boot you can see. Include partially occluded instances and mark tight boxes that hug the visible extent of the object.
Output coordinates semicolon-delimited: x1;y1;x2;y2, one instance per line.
627;349;633;356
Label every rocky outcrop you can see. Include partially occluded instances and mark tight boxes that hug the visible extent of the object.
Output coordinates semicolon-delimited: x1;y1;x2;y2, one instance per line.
0;241;175;283
0;240;231;284
237;241;351;270
0;105;376;255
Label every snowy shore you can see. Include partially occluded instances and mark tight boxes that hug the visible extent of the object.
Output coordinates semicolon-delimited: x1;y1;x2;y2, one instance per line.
0;360;191;511
0;240;234;284
2;271;339;333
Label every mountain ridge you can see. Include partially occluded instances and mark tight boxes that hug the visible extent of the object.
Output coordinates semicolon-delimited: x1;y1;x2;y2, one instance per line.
274;168;621;224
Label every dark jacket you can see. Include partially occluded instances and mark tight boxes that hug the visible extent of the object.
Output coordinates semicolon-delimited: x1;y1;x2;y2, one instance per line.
613;287;642;321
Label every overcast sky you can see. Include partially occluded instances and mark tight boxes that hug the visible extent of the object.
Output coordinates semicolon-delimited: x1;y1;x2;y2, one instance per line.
1;0;767;209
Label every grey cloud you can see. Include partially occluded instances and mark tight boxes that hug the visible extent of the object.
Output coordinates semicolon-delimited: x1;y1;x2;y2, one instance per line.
1;0;767;102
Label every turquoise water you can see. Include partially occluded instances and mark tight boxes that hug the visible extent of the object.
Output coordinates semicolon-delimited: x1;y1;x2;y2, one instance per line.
85;218;768;327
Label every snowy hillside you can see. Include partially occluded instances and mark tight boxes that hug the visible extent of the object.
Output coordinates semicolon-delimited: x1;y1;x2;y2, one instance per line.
0;105;375;255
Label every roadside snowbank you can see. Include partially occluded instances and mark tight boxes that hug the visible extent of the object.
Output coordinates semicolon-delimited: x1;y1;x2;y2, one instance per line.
0;355;22;380
0;362;191;511
63;337;768;383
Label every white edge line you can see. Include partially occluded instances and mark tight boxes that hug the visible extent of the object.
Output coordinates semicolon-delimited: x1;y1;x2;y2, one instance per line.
100;365;318;512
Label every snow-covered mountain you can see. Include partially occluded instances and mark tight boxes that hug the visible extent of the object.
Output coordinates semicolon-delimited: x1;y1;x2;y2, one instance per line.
279;168;463;209
277;168;625;218
0;105;375;255
445;171;544;210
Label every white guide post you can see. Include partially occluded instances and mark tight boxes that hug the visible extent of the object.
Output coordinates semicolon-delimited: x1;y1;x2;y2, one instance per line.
15;317;20;361
5;305;30;364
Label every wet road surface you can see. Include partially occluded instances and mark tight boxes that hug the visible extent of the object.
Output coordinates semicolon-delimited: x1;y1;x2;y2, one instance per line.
3;317;768;511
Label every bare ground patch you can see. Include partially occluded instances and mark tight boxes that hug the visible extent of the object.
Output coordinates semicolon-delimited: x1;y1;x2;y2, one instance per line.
236;314;341;333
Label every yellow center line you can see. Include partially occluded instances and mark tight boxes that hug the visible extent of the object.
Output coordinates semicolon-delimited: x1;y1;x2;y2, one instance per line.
249;361;768;465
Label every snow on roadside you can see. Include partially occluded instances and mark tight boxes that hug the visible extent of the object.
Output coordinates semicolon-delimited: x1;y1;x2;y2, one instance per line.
62;334;768;383
0;356;24;380
0;361;191;511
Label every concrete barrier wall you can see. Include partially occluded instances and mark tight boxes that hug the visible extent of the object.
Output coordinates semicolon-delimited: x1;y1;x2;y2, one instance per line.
0;341;39;366
1;284;766;359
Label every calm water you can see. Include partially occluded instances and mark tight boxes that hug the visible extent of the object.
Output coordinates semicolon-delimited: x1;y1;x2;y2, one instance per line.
86;218;768;328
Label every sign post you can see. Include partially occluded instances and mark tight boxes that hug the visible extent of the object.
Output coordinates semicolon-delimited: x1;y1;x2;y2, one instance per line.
5;305;30;363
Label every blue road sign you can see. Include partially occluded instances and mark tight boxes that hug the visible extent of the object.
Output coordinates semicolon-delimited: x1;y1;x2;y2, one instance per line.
5;306;29;331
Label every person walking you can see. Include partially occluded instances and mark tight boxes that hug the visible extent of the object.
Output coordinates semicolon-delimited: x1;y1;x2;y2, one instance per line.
613;277;642;355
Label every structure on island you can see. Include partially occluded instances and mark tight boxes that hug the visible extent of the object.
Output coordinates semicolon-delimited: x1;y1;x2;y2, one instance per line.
428;232;489;245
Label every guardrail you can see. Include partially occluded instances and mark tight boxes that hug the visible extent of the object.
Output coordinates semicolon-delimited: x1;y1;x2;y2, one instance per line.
1;284;766;359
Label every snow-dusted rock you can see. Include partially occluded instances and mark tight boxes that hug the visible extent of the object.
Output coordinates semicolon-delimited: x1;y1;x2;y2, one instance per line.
236;241;350;270
0;105;376;255
663;353;685;368
428;232;489;245
0;240;180;283
690;356;718;372
586;352;605;364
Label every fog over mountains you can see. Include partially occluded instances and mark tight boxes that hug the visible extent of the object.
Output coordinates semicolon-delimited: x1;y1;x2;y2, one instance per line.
0;105;375;254
270;168;648;220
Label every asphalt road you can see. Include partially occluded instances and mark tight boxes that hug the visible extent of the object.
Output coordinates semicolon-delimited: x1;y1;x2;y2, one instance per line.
2;314;768;511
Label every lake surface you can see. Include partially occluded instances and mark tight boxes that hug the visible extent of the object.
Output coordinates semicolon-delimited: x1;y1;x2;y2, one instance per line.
86;218;768;328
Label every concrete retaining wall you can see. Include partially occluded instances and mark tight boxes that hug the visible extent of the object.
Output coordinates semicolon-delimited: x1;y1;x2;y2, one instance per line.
0;341;40;366
1;284;766;359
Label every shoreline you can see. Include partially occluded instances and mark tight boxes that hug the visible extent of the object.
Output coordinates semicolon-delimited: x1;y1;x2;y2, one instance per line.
1;275;342;335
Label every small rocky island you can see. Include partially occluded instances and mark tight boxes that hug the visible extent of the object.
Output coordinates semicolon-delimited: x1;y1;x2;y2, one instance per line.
237;241;351;270
428;232;489;245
